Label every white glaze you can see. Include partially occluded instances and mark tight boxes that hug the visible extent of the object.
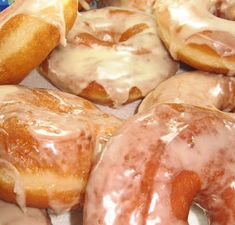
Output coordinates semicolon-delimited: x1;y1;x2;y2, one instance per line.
139;71;235;113
0;85;122;212
45;7;178;107
154;0;235;72
0;0;74;45
84;103;235;225
84;71;235;224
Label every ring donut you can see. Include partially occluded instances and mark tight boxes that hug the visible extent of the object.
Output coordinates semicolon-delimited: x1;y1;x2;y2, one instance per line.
0;0;78;84
139;71;235;112
84;72;235;224
39;7;178;107
0;199;51;225
0;85;122;213
154;0;235;75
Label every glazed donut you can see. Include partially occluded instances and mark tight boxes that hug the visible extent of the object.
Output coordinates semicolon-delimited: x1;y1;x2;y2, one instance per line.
0;0;78;84
0;199;51;225
97;0;155;12
0;85;122;213
139;71;235;112
39;7;178;107
84;72;235;224
154;0;235;75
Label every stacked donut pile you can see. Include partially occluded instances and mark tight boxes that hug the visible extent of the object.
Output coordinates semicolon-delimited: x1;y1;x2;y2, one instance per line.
0;0;235;225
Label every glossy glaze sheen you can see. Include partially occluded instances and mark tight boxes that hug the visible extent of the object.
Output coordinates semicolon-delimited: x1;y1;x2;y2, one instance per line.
45;7;177;106
154;0;235;73
84;103;235;224
0;0;74;45
0;85;121;212
154;0;235;56
139;71;235;113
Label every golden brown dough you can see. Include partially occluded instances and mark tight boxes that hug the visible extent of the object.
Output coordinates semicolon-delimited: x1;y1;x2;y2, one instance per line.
39;7;178;107
139;71;235;112
0;85;122;213
84;71;235;225
0;0;78;84
154;0;235;75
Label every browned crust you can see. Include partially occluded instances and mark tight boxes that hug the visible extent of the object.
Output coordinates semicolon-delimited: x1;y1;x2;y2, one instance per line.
0;102;89;210
79;81;143;107
177;43;235;75
39;59;143;107
0;114;89;210
0;176;84;209
0;86;122;210
155;9;235;75
0;0;77;84
63;0;78;34
0;116;93;175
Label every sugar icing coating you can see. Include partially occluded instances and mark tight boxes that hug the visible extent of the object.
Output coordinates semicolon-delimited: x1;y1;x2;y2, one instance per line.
139;71;235;113
0;85;122;212
45;7;177;107
0;0;77;45
84;103;235;225
84;71;235;224
154;0;235;74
